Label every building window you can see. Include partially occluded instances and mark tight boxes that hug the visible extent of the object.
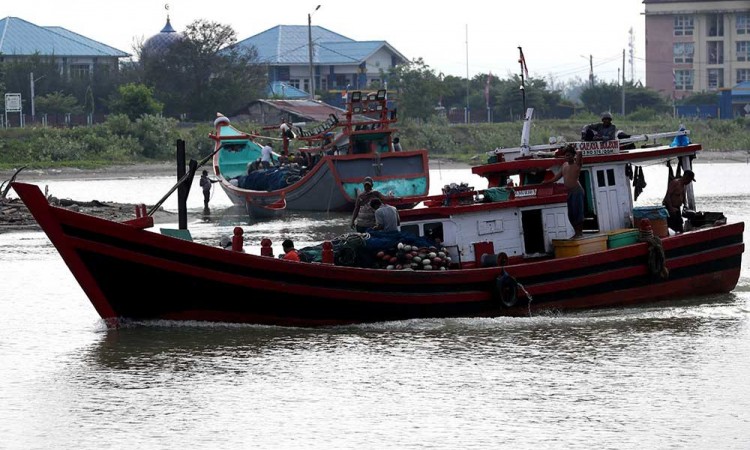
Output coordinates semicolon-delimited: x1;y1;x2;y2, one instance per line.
738;69;750;83
708;41;724;64
707;69;724;89
289;79;300;89
673;43;694;63
674;15;694;36
334;74;348;89
707;14;724;37
737;41;750;62
70;64;90;79
319;77;327;91
737;13;750;35
674;70;694;90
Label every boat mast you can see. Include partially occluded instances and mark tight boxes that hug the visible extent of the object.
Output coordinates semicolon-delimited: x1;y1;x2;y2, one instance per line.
517;46;527;113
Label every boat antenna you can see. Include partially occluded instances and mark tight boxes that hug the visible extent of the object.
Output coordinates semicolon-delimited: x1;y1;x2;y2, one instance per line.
517;46;528;113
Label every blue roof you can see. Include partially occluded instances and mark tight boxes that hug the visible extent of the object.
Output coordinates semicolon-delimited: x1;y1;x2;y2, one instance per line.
732;81;750;95
235;25;407;65
0;16;130;57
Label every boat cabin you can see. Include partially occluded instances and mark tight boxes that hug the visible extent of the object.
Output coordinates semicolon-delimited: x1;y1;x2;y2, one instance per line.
400;128;698;268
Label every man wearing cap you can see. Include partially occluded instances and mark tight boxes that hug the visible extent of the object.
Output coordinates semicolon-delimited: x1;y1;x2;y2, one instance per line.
583;112;617;141
663;169;696;233
351;177;390;232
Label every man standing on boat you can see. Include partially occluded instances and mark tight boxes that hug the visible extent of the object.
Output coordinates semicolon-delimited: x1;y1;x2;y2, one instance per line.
351;177;391;232
663;169;695;233
261;142;274;169
545;145;584;238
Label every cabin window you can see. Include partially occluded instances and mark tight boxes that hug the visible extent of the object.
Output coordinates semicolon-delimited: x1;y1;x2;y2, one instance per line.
595;169;616;188
424;222;444;244
401;224;419;236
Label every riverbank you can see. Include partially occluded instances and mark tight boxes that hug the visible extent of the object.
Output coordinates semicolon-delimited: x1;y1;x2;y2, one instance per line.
1;151;747;182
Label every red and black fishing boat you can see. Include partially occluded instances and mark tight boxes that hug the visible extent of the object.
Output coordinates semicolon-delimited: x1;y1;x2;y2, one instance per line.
9;109;744;327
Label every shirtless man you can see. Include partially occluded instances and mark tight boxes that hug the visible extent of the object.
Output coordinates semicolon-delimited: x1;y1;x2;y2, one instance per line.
662;170;695;233
546;145;584;238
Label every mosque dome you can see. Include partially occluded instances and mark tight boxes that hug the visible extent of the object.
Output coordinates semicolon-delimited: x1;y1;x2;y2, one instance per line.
142;16;183;57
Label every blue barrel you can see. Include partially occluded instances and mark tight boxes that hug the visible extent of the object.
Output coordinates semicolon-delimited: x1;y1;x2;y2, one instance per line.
633;206;669;221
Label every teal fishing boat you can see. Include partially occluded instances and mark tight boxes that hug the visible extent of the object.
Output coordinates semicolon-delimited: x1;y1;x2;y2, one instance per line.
209;89;429;217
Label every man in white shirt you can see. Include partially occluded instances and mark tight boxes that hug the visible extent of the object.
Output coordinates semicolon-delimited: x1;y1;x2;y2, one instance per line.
261;142;273;169
370;198;400;232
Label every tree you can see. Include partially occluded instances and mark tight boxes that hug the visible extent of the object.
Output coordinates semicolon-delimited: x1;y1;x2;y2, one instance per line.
678;92;720;106
84;85;95;116
0;55;63;112
34;91;83;115
139;19;266;121
385;58;443;120
494;75;556;121
579;81;670;115
108;83;163;120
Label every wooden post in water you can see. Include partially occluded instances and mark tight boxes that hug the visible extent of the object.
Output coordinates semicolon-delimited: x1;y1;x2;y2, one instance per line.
175;140;197;230
176;140;187;229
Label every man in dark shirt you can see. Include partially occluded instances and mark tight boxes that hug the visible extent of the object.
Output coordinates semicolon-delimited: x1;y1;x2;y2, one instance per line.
583;112;617;141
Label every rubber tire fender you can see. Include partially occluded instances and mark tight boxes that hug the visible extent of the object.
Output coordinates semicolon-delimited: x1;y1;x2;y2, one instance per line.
495;271;518;308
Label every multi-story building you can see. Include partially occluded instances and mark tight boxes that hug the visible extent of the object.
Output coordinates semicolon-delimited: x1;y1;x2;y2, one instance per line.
645;0;750;99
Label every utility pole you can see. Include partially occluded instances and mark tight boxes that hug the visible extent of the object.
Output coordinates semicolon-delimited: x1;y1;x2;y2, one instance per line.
589;54;594;88
621;49;626;116
30;73;36;120
465;24;470;124
307;5;321;100
30;72;45;122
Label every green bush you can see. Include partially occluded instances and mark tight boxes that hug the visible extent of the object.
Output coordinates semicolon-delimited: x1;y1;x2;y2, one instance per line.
1;114;748;171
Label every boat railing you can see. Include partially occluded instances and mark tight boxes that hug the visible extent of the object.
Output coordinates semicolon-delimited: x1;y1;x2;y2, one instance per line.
487;129;691;157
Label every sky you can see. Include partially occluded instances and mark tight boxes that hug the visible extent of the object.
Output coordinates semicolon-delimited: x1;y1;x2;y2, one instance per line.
5;0;647;86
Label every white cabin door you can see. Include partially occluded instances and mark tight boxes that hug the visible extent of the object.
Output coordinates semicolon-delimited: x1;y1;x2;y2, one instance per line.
592;166;622;232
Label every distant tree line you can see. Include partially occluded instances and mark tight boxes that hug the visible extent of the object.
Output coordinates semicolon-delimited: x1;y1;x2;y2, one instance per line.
0;19;707;124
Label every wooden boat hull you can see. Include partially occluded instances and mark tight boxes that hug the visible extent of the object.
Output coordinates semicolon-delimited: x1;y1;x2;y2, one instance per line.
12;182;744;328
218;150;429;213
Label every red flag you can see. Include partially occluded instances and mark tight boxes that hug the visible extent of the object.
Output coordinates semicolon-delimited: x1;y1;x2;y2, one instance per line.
518;47;529;79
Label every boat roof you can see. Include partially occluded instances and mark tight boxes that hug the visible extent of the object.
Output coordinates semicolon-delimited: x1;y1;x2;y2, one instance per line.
473;143;702;178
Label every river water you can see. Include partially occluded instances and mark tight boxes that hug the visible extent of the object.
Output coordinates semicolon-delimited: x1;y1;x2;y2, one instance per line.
1;163;749;449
